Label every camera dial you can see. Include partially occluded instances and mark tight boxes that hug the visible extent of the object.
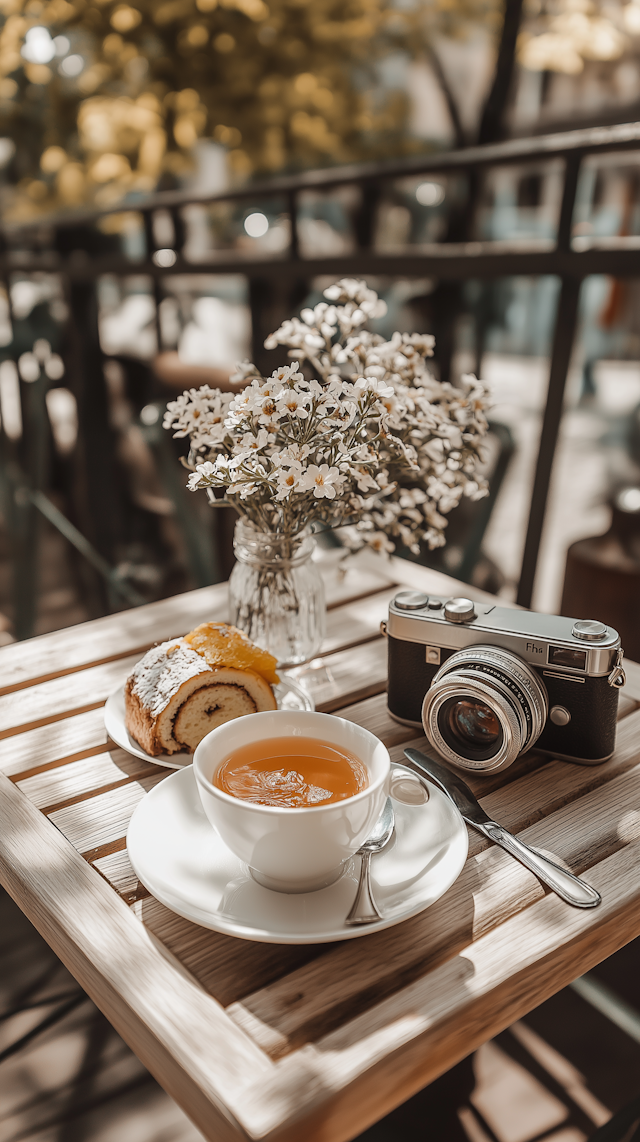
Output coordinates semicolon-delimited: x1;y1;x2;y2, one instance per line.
395;591;429;611
422;645;548;773
571;619;607;641
444;597;476;623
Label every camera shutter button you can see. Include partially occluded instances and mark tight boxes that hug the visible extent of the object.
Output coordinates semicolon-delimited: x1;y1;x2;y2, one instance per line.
550;706;571;726
444;597;476;623
572;619;607;641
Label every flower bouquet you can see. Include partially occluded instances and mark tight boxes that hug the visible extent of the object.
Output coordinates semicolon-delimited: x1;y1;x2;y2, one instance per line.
164;279;490;665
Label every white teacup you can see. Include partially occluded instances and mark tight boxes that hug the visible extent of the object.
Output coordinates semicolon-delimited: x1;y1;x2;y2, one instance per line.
193;710;390;893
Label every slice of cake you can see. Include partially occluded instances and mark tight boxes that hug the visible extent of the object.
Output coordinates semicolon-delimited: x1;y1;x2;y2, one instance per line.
124;624;278;756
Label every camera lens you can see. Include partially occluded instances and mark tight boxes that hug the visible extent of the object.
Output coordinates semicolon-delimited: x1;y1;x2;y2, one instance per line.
422;646;548;773
442;698;502;751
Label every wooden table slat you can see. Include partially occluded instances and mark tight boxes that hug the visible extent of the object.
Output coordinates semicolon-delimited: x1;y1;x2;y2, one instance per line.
131;896;324;1009
16;747;165;812
48;773;166;857
0;654;141;740
93;847;149;903
0;707;112;779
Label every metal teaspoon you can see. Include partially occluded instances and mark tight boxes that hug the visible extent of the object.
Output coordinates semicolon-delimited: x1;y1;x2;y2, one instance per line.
346;797;395;926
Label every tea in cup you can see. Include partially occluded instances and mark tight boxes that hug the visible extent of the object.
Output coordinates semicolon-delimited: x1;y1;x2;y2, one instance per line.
193;710;390;893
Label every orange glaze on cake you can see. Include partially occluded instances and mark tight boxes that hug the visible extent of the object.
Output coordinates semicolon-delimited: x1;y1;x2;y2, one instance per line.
184;622;280;685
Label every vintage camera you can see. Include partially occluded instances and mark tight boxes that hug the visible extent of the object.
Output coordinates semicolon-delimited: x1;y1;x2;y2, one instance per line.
386;591;625;774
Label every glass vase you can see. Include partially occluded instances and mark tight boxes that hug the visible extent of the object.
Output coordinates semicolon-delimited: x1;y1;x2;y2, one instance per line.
228;519;326;667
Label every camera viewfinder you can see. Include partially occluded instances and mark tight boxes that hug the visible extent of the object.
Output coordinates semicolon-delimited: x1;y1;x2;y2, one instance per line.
548;645;587;670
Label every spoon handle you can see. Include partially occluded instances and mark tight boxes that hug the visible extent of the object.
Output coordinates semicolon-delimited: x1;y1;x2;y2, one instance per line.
346;851;382;925
478;821;601;908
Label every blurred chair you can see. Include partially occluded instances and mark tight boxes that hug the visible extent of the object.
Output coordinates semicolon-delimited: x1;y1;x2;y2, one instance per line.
561;486;640;658
152;351;234;393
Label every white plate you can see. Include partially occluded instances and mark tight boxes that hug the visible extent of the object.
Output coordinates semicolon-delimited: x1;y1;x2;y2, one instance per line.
126;763;468;944
104;676;314;770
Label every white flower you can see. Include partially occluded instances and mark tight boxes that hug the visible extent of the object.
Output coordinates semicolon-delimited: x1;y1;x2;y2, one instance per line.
235;481;260;499
353;376;395;399
227;387;255;419
274;460;305;500
300;464;345;500
366;531;395;554
229;360;261;384
323;279;386;314
300;302;338;331
402;332;435;357
224;452;248;471
186;458;226;490
276;389;310;419
256;396;279;425
276;442;312;463
424;438;445;461
350;466;380;492
329;400;357;427
437;423;463;449
264;319;324;355
163;387;233;449
264;318;307;350
271;362;303;385
238;428;272;452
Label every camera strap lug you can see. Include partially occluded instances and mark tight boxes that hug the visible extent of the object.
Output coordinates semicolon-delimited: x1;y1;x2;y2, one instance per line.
608;648;626;688
380;620;388;638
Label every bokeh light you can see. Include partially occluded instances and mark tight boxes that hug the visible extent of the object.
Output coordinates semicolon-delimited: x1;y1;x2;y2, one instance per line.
416;182;445;207
244;213;269;238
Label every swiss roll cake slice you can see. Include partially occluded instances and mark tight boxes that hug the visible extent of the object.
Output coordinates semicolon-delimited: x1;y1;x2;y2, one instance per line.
124;625;278;755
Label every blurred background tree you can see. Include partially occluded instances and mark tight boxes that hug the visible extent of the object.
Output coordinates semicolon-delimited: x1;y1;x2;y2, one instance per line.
0;0;422;215
0;0;517;217
519;0;628;78
0;0;634;215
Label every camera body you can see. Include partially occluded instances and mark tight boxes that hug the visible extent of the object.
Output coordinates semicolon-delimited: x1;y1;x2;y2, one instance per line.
386;591;624;773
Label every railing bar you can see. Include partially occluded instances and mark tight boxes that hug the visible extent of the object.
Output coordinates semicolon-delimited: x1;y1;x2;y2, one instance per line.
8;247;640;282
516;275;582;608
143;212;164;352
557;153;583;251
515;148;583;607
287;190;299;261
571;974;640;1045
5;122;640;233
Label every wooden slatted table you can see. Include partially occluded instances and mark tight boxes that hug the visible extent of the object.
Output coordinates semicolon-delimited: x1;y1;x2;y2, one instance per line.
1;552;640;1142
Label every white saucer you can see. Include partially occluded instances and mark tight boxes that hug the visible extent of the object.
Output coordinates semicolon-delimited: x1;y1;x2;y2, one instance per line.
126;763;468;943
104;676;314;770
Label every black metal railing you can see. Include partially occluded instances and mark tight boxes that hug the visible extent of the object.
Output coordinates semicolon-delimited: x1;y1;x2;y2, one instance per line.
3;119;640;631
